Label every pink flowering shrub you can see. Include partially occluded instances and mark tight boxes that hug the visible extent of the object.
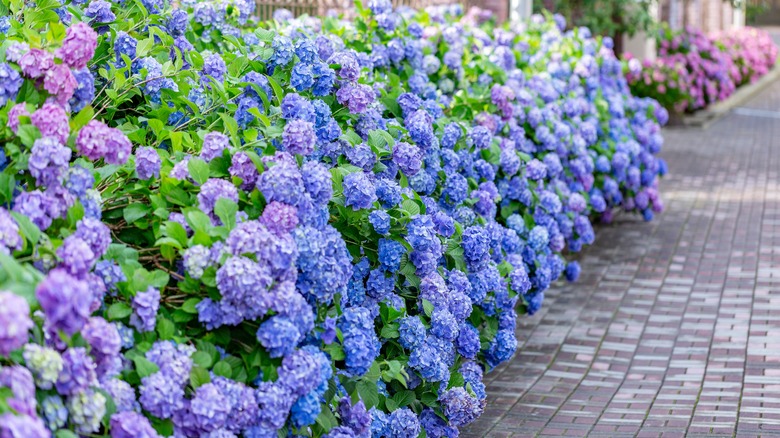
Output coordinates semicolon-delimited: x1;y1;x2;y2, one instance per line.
624;54;692;114
626;25;778;114
715;27;779;86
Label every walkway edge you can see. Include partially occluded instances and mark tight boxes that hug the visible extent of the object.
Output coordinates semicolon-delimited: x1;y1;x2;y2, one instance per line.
679;66;780;129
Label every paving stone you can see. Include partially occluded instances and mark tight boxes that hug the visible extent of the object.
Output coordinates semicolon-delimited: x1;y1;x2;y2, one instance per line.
460;75;780;436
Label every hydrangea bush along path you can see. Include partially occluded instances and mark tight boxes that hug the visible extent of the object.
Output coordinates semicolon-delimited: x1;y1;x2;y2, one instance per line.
0;1;666;436
462;81;780;437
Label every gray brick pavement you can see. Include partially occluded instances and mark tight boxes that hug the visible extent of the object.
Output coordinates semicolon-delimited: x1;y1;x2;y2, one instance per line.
462;80;780;437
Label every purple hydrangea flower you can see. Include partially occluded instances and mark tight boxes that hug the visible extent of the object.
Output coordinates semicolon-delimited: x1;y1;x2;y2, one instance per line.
56;22;97;69
343;172;377;211
0;292;32;356
139;371;185;419
439;387;484;427
201;132;230;162
18;48;54;79
81;316;121;377
392;142;422;176
130;287;160;333
145;341;195;384
388;408;421;438
101;378;140;413
0;63;22;106
135;146;161;180
282;119;316;156
260;201;298;235
31;103;69;144
327;51;360;82
76;120;132;165
301;161;332;207
56;347;97;395
228;151;259;190
7;103;30;135
70;68;96;112
36;269;92;335
336;83;374;114
57;236;98;276
0;208;23;254
256;316;302;358
253;381;294;430
257;161;304;206
198;179;239;222
190;383;230;432
85;0;116;24
110;411;161;438
0;413;48;437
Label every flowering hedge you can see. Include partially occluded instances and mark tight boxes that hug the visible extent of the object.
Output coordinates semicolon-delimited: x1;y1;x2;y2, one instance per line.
625;26;778;113
0;1;667;437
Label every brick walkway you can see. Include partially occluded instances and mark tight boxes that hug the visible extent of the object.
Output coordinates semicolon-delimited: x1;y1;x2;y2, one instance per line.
463;80;780;437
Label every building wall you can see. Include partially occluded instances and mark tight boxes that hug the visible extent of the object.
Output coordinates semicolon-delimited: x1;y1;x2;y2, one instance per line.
658;0;744;32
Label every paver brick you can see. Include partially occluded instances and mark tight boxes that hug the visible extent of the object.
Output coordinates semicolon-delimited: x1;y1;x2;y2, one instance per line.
461;74;780;437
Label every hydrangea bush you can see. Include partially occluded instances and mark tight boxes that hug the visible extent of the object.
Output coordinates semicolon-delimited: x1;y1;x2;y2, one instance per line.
625;25;778;113
715;27;779;87
0;1;667;436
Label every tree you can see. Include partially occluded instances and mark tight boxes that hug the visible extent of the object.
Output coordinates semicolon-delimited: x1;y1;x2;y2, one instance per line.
534;0;655;53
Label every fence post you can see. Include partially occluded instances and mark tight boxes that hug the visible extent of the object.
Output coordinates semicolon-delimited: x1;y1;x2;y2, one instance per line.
732;0;745;29
621;1;658;61
509;0;532;24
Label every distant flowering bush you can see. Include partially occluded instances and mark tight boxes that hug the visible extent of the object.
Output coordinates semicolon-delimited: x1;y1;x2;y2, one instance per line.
626;25;778;113
715;27;779;86
0;1;666;437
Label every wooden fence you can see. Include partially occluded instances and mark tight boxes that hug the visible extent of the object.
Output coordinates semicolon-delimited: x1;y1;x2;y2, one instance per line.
252;0;474;20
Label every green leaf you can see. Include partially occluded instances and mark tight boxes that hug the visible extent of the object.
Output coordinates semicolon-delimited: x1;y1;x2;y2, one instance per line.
379;323;399;339
420;391;438;407
356;379;380;408
186;210;212;233
364;361;381;381
165;221;189;247
182;298;201;314
212;360;232;378
391;390;415;408
190;365;210;389
266;75;284;105
156;318;175;340
188;157;210;186
214;198;238;231
0;173;15;204
315;406;339;431
151;419;174;437
192;351;214;369
10;211;40;246
448;371;465;390
341;129;363;146
422;299;434;317
69;106;94;131
323;343;345;361
123;204;149;225
255;28;275;42
107;302;132;321
385;397;398;411
16;124;40;147
401;199;421;216
55;430;79;438
133;356;160;378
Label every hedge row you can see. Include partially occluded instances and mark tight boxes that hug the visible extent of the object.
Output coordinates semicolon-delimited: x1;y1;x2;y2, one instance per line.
0;1;666;437
625;26;778;113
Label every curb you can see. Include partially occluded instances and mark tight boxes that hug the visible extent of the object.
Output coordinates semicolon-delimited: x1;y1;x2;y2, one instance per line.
673;66;780;129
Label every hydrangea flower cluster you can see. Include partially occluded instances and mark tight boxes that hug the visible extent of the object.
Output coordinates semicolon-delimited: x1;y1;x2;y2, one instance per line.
626;26;778;113
0;1;668;436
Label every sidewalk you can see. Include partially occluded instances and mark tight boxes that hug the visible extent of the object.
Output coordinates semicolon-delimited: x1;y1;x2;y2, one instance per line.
462;80;780;437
